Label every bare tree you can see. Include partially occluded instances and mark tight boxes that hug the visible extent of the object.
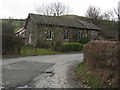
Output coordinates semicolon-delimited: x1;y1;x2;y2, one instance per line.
35;4;52;16
50;2;70;16
118;1;120;41
101;6;120;21
85;6;102;20
118;1;120;21
35;1;70;16
114;8;119;19
102;10;115;21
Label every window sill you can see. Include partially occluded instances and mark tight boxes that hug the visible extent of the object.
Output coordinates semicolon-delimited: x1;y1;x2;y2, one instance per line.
64;39;69;41
47;39;52;40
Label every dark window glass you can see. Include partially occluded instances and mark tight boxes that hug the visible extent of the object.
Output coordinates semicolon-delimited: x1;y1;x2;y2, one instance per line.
79;31;83;39
47;30;52;39
64;30;68;39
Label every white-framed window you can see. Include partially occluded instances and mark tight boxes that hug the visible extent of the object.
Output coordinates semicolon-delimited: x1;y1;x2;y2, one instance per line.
64;30;69;40
29;33;32;44
85;31;88;37
47;30;52;40
78;31;83;39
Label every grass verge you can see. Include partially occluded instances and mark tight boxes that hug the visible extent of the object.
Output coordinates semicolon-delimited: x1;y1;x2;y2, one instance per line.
21;45;62;55
2;45;62;58
2;45;82;58
75;61;105;88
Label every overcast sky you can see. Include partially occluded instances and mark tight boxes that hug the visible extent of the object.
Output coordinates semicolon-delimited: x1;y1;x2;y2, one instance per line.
0;0;119;19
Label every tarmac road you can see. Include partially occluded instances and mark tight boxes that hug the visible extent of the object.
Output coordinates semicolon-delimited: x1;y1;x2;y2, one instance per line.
2;53;83;88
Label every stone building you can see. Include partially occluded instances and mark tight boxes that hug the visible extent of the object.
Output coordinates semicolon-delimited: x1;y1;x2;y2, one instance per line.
97;30;118;41
24;13;100;47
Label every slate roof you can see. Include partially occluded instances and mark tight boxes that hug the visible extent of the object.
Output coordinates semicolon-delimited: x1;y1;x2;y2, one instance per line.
25;13;100;31
100;30;118;38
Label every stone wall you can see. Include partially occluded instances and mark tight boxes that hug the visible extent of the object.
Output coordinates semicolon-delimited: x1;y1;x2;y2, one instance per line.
25;17;37;46
25;17;99;47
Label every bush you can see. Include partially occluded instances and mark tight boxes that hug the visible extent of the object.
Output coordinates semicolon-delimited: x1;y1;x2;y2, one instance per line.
2;22;14;34
2;22;24;55
36;39;50;49
61;43;83;52
53;40;62;51
2;34;24;55
79;37;91;44
83;41;119;88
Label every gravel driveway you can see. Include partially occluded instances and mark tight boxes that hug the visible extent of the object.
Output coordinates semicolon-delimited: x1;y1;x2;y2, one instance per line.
2;53;83;88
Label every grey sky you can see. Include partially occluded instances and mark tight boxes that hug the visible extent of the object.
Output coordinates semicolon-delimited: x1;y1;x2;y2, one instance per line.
0;0;119;19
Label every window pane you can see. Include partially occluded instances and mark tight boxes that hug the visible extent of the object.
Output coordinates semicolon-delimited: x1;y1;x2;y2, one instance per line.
64;30;68;39
79;31;82;39
47;30;52;39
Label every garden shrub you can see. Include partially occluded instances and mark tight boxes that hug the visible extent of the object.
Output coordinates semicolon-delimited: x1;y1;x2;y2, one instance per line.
79;37;91;44
61;43;83;52
36;39;50;49
53;40;62;51
2;34;23;55
2;22;14;34
83;41;119;88
2;22;24;55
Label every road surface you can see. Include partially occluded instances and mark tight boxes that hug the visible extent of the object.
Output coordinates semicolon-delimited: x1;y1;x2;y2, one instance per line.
2;53;84;88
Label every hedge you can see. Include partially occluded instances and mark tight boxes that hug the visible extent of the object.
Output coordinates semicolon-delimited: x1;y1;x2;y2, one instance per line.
79;37;91;44
61;43;83;52
83;41;119;88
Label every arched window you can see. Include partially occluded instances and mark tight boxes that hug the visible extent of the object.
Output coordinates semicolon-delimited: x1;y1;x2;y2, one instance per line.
29;33;31;44
78;31;83;40
64;30;69;40
47;30;52;40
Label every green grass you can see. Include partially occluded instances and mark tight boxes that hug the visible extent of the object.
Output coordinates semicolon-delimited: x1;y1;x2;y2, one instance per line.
2;45;62;58
2;45;81;58
21;45;62;56
14;28;22;32
75;62;105;88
